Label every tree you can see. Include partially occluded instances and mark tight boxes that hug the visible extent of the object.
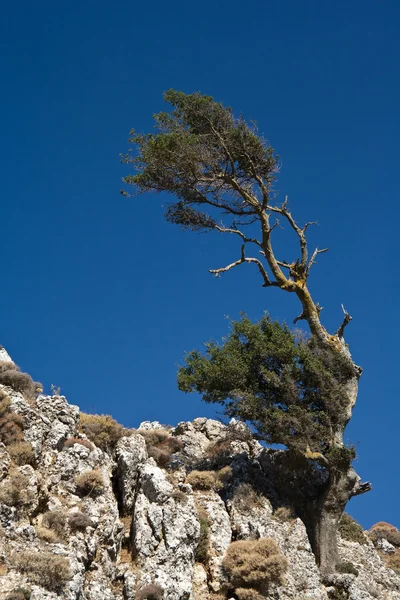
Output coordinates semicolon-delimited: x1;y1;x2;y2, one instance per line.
121;90;371;575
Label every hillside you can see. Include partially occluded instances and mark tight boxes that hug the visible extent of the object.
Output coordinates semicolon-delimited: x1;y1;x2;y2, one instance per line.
0;347;399;600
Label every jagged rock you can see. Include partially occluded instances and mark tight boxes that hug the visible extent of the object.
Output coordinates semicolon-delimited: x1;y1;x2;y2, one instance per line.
0;345;399;600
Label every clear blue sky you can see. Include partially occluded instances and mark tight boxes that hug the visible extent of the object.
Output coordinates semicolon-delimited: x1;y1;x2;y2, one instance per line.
1;0;399;528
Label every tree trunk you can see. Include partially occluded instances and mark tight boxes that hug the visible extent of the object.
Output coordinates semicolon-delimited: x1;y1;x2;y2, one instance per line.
308;467;360;577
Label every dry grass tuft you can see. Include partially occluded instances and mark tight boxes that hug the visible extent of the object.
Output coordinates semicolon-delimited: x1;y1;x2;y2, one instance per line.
42;510;67;538
222;538;287;596
63;437;93;450
5;589;31;600
8;441;36;466
79;413;131;451
75;470;105;497
0;362;41;401
68;511;93;532
0;472;31;507
12;551;71;591
186;470;218;490
273;507;295;522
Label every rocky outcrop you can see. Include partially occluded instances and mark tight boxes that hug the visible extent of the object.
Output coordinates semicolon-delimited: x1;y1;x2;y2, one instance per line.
0;347;399;600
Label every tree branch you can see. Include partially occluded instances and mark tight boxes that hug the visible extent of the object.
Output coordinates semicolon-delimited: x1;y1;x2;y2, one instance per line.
268;196;310;268
336;305;352;339
214;225;262;247
210;244;278;287
307;247;329;272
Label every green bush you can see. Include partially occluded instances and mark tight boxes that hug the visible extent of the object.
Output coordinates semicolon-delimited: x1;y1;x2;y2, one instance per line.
339;513;367;545
195;508;211;564
12;551;71;591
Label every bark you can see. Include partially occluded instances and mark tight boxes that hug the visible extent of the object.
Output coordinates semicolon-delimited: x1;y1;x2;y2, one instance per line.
308;467;360;577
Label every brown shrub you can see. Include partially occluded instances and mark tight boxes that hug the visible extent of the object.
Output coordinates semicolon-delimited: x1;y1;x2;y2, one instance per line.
0;473;31;507
0;396;25;445
148;446;172;468
0;362;40;400
370;527;400;547
138;428;170;447
140;429;182;467
68;511;93;532
75;470;105;497
137;583;164;600
79;413;131;451
42;510;67;537
36;526;60;544
222;538;287;594
186;470;218;490
235;589;264;600
273;507;295;522
216;466;233;485
385;549;400;573
63;437;93;450
12;551;71;591
8;442;36;466
232;482;264;511
171;489;187;503
5;589;31;600
370;521;396;531
339;513;368;545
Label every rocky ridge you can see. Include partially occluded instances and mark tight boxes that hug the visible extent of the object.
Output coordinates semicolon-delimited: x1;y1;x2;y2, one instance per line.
0;347;399;600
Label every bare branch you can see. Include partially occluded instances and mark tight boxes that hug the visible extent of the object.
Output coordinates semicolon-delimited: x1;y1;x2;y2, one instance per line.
307;247;329;272
336;304;352;339
210;244;278;287
268;196;309;268
293;311;306;324
214;225;262;247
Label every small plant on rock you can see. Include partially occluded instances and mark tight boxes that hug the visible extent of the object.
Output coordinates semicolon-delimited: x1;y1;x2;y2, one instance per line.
336;561;359;576
0;472;31;507
222;538;287;597
195;507;211;564
139;428;182;468
79;413;131;452
75;470;105;497
186;470;219;491
339;513;367;545
137;583;164;600
7;441;36;466
63;437;93;450
0;361;41;401
5;589;31;600
68;511;93;532
12;551;71;591
42;510;67;538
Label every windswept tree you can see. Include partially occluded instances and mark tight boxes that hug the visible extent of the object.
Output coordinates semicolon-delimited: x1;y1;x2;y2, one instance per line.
121;90;371;575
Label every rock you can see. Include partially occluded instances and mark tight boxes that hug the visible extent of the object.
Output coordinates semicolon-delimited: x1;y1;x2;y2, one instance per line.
116;434;147;512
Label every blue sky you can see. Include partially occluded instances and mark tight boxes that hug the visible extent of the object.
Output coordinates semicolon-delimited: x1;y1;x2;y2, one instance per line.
1;0;399;528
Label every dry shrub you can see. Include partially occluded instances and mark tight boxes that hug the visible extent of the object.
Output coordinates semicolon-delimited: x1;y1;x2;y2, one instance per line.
0;473;30;507
138;428;170;447
137;583;164;599
232;482;264;511
336;561;359;576
236;589;264;600
0;395;25;446
385;549;400;573
195;507;211;564
63;437;93;450
222;538;287;595
171;489;187;503
217;465;233;485
186;470;218;490
68;511;93;532
140;428;182;467
13;551;71;591
75;470;105;497
8;441;36;466
42;510;67;537
339;513;368;545
79;413;131;451
36;526;60;544
5;589;31;600
0;362;40;401
119;548;132;564
369;522;400;547
273;507;295;522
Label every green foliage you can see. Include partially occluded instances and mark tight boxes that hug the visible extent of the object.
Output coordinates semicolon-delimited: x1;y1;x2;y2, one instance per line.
195;508;211;564
178;314;355;464
339;513;367;545
121;90;278;232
